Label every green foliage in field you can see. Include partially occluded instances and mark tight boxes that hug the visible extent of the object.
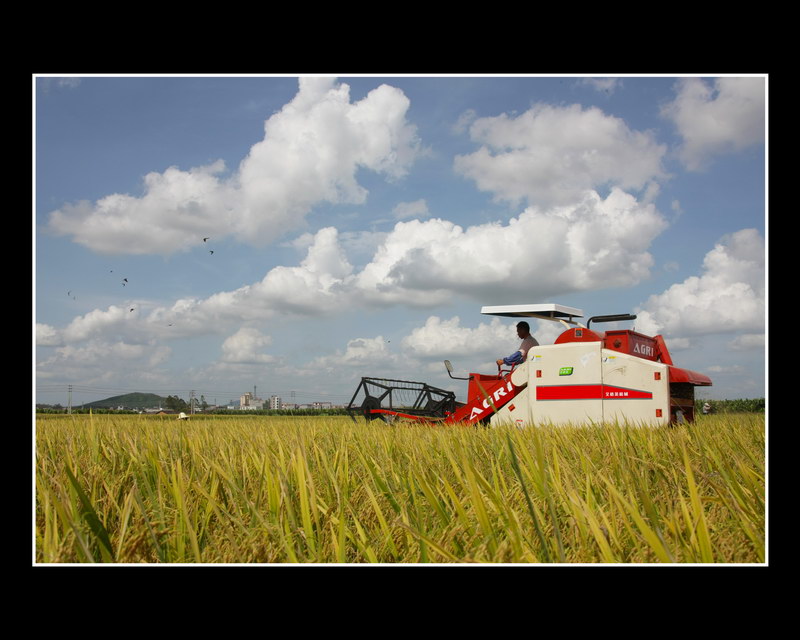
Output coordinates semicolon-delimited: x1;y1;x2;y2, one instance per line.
37;407;140;415
210;408;350;416
35;407;351;416
35;413;765;564
696;398;765;414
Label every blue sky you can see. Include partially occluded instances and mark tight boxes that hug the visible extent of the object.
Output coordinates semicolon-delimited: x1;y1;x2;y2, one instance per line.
35;75;766;407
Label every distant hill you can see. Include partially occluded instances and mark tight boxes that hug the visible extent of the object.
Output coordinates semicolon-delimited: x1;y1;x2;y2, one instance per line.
83;393;167;409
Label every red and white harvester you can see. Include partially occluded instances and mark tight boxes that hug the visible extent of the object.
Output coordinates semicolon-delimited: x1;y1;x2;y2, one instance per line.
347;303;712;427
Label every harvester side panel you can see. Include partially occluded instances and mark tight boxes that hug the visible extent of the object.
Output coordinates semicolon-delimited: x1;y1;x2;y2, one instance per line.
601;351;669;426
524;342;605;426
505;342;672;427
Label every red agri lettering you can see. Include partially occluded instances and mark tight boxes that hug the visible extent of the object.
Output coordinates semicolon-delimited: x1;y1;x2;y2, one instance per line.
631;337;656;358
633;343;653;357
469;381;514;420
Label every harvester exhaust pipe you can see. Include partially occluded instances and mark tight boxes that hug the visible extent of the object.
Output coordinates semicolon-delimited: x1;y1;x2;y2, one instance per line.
586;313;637;329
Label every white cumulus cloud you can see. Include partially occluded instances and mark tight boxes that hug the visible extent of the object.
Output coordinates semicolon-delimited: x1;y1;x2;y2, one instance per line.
661;76;765;171
62;305;139;342
354;188;667;305
401;314;573;367
634;228;765;337
45;189;672;349
220;327;274;364
36;323;61;346
454;102;667;207
152;226;355;330
47;77;421;255
39;227;356;350
310;336;397;374
48;160;235;256
402;315;512;359
37;339;172;383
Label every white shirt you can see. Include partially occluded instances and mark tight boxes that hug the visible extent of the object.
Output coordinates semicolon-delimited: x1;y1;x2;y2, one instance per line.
519;335;538;359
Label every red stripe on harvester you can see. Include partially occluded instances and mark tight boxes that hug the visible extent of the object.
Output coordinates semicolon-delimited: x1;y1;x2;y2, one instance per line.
536;385;652;401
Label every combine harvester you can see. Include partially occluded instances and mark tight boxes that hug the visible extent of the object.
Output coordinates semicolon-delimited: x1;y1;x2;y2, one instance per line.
347;303;712;428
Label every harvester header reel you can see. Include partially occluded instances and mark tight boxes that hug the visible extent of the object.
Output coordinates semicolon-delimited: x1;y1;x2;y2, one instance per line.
347;377;459;423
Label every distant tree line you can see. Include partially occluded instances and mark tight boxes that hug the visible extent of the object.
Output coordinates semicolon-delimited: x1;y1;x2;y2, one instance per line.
695;398;765;414
36;394;193;414
35;404;351;416
164;395;190;412
36;406;139;414
209;408;351;416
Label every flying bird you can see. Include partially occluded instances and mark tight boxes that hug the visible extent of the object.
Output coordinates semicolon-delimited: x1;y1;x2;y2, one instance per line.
203;237;210;242
122;278;128;286
209;250;214;255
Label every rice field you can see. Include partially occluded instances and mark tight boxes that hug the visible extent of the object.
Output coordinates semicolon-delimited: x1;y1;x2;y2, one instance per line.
34;412;766;564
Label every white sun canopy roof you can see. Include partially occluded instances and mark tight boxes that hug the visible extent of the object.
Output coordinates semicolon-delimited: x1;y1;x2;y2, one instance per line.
481;303;584;323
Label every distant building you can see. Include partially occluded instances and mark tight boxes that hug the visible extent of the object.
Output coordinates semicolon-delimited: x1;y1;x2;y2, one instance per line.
269;395;282;410
239;392;265;410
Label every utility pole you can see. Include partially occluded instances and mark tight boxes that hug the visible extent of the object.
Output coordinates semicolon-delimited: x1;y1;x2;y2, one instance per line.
67;384;72;414
190;390;195;415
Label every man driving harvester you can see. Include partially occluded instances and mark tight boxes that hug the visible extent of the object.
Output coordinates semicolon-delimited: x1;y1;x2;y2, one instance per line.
496;321;539;367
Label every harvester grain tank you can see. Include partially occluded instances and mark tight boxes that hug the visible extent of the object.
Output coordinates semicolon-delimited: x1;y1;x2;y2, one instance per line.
347;303;711;427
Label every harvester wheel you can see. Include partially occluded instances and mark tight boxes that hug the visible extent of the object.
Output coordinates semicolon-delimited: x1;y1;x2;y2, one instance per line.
360;396;382;421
